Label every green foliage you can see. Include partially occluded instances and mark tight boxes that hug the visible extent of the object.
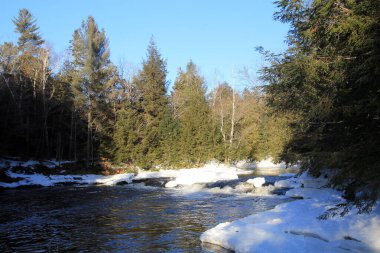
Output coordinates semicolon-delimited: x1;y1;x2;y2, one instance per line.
70;16;117;165
1;8;297;172
263;0;380;212
172;61;215;165
12;9;44;50
128;39;171;168
113;107;139;163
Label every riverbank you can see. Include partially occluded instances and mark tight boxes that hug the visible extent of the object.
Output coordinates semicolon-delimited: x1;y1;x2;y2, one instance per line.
0;158;295;189
200;172;380;253
5;157;375;252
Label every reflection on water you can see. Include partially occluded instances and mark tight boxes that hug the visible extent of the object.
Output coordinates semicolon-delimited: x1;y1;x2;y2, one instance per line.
0;175;290;252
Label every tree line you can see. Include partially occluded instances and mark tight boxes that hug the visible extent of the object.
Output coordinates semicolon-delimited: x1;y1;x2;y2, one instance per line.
0;9;291;169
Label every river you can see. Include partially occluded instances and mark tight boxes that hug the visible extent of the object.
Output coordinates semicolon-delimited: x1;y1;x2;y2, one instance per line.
0;173;291;252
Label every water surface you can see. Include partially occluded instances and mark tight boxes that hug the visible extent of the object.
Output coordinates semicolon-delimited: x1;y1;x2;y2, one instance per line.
0;174;290;252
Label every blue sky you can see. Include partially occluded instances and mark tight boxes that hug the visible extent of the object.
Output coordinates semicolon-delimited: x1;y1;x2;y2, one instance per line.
1;0;289;91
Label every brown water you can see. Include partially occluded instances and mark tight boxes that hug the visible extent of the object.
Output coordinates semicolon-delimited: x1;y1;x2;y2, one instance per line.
0;174;290;252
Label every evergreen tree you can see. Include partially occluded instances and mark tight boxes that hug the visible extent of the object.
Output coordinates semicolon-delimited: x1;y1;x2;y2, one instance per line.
132;38;170;168
12;9;44;51
112;89;141;164
172;61;214;165
70;16;117;166
262;0;380;212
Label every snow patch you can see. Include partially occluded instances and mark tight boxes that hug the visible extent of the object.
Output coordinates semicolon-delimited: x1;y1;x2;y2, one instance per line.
246;177;265;188
164;163;240;188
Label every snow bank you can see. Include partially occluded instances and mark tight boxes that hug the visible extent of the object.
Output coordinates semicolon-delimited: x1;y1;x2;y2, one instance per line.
246;177;265;188
274;171;329;189
1;159;252;189
165;163;240;188
201;172;380;253
255;158;287;169
133;169;181;180
236;158;300;170
0;158;134;188
0;171;134;188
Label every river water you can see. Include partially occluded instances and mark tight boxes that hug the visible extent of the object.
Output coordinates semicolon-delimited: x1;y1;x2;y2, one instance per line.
0;174;291;252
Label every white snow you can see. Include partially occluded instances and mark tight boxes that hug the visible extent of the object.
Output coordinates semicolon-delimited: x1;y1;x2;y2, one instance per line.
133;169;181;180
0;158;135;188
201;172;380;253
1;159;253;189
0;170;134;188
246;177;265;188
164;163;240;188
236;158;301;171
255;158;287;169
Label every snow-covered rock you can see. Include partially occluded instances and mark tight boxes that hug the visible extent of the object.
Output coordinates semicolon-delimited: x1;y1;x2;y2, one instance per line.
246;177;265;188
165;163;239;188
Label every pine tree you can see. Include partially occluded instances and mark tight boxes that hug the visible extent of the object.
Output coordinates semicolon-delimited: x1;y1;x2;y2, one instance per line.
12;9;44;51
70;16;117;166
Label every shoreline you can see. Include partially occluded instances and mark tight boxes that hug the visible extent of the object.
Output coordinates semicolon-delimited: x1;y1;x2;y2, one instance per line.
200;172;380;253
0;158;297;189
2;158;377;252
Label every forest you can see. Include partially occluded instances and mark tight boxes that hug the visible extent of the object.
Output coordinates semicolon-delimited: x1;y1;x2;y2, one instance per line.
1;0;379;211
0;9;292;168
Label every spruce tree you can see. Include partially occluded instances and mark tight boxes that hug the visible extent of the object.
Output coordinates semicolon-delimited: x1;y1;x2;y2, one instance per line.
172;61;214;165
133;38;170;168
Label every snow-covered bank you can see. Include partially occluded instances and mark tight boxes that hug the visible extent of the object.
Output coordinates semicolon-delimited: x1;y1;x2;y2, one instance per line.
134;162;252;188
201;172;380;253
0;159;285;190
0;158;135;188
164;163;247;188
236;158;300;170
1;171;134;188
0;160;252;189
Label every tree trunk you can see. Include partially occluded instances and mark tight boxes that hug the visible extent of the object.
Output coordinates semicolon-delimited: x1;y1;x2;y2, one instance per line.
229;86;236;162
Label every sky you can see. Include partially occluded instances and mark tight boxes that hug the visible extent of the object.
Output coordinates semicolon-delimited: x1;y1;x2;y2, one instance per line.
1;0;289;91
